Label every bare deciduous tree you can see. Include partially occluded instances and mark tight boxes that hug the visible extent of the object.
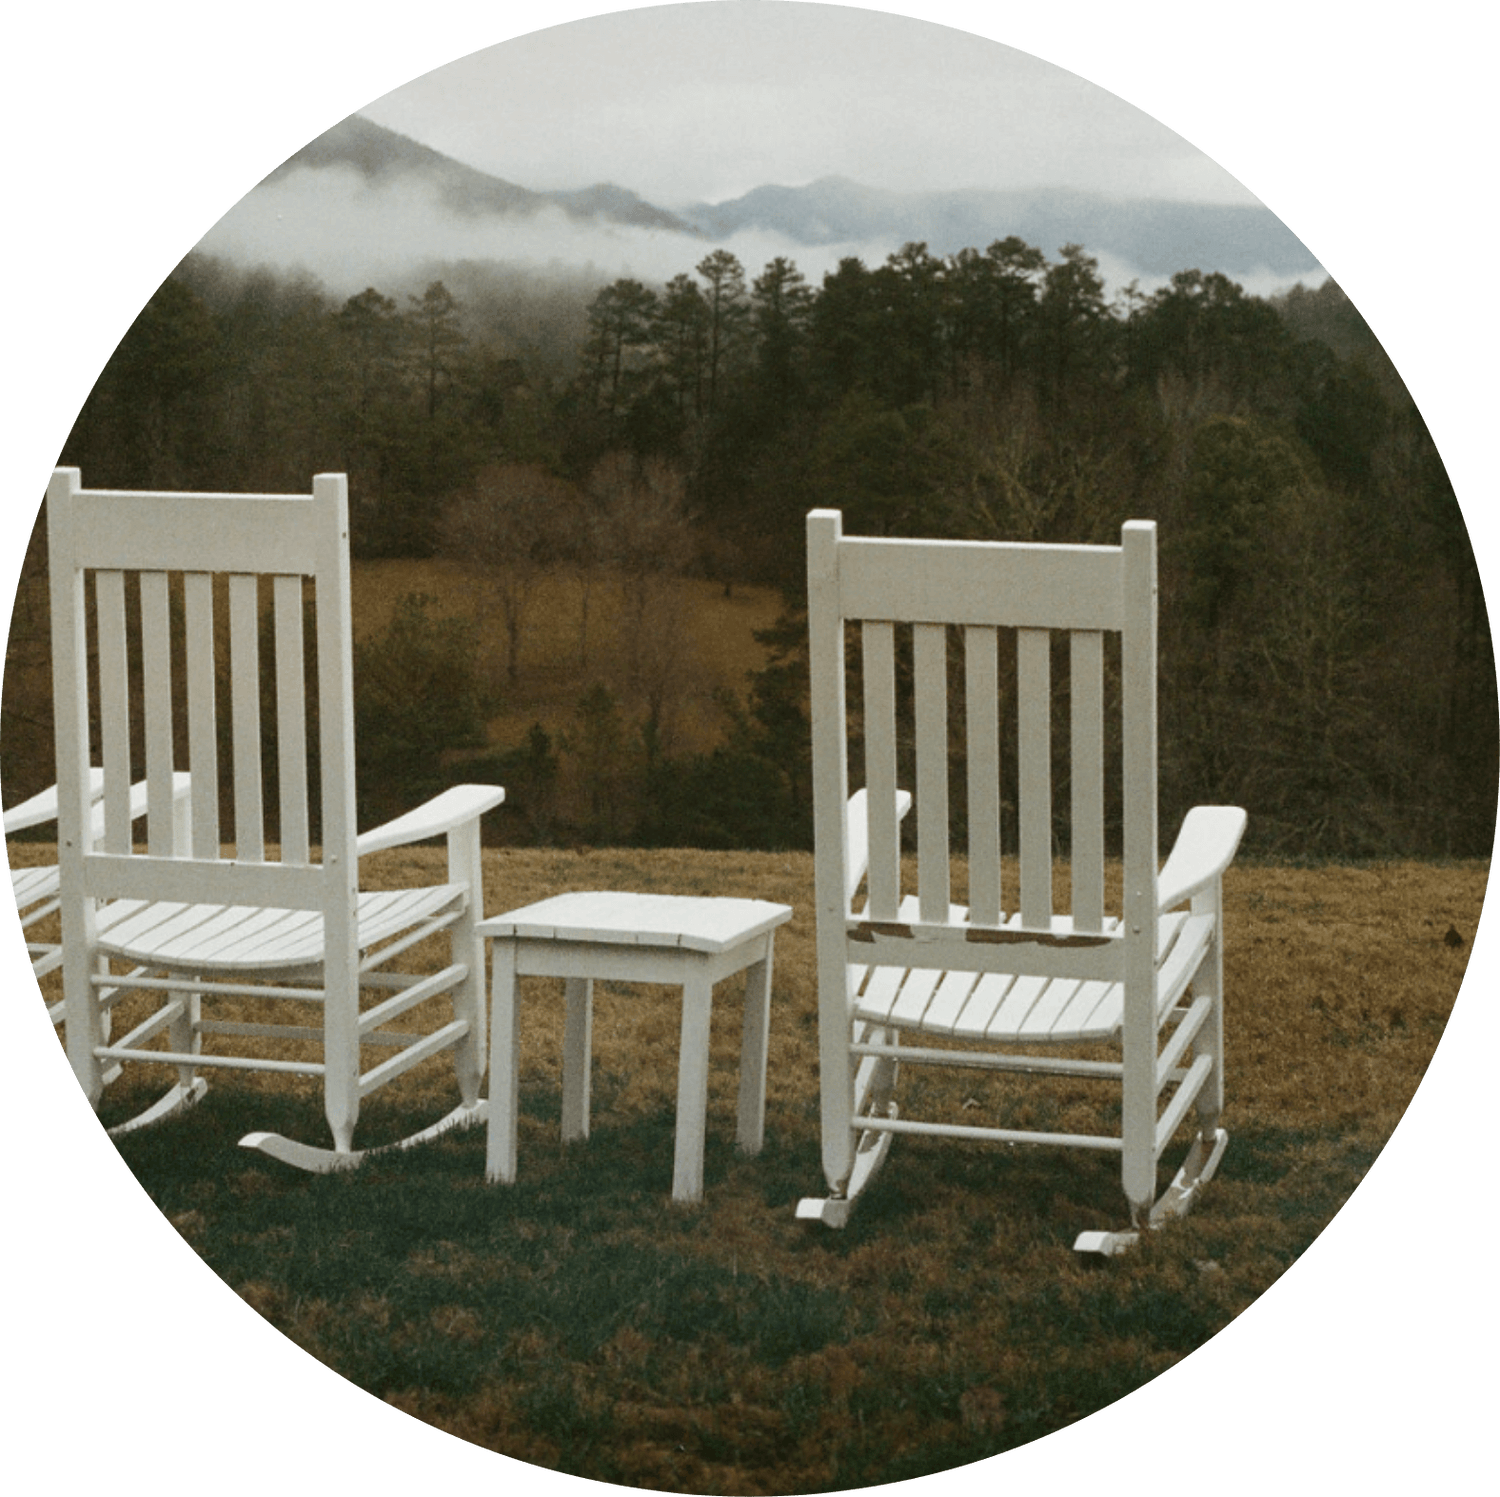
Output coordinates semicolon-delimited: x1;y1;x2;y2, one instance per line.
587;454;698;746
439;462;576;689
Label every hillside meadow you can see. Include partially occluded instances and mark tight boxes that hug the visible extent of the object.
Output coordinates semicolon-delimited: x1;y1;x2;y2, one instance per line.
12;841;1486;1493
349;557;784;756
0;549;788;844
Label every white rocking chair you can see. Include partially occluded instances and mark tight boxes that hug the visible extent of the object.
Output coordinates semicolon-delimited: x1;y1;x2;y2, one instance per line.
48;468;504;1166
797;509;1246;1252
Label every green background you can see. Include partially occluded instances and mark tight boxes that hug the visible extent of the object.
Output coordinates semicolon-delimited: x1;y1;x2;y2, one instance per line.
5;0;1494;1494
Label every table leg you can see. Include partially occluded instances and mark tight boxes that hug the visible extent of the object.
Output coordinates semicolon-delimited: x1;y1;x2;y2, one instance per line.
673;971;713;1204
736;937;773;1156
561;975;592;1143
485;940;519;1184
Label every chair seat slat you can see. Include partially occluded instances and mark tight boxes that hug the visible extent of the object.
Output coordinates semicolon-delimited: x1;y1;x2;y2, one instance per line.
946;972;1015;1037
922;968;983;1031
97;884;466;973
888;966;945;1027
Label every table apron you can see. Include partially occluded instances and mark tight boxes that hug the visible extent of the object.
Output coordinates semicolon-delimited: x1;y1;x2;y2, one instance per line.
495;935;772;988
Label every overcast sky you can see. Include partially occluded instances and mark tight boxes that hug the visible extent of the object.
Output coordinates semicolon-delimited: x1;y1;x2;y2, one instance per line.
357;3;1259;207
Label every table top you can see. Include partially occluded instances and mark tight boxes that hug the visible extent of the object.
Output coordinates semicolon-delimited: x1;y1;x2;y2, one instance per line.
477;890;793;954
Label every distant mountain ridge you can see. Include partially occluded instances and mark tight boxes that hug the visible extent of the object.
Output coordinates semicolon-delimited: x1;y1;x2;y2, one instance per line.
680;176;1319;278
270;115;1320;283
268;115;701;236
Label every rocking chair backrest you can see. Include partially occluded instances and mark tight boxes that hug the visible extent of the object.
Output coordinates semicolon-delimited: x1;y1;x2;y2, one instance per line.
47;469;358;925
807;509;1158;959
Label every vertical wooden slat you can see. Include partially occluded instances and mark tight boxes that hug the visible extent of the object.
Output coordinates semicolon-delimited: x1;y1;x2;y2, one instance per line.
964;625;1001;926
183;571;220;858
1070;630;1105;932
1016;627;1052;928
94;570;131;855
274;574;310;865
229;573;264;862
862;620;900;922
139;571;175;857
913;622;950;923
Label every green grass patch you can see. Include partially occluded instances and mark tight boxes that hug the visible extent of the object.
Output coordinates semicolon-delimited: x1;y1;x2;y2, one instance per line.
42;852;1487;1491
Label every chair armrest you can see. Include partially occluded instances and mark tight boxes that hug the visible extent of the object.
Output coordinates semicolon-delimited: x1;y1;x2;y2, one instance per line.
845;787;913;906
1157;806;1247;912
356;784;506;856
5;784;64;834
4;769;109;834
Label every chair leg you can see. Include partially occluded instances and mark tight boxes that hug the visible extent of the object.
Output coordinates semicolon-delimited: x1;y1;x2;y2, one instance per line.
735;940;773;1157
241;957;363;1169
1193;916;1227;1138
169;978;202;1100
561;977;592;1143
797;1021;899;1227
88;961;206;1133
447;821;485;1111
63;948;107;1106
314;942;362;1155
672;974;714;1204
485;941;521;1185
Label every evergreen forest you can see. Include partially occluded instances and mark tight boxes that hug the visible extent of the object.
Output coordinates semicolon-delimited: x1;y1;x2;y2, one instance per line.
8;237;1495;860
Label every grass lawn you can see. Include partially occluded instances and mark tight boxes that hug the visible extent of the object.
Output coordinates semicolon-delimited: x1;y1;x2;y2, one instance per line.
12;847;1489;1492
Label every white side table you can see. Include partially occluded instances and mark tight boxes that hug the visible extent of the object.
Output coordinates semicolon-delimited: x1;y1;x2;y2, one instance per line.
479;892;794;1203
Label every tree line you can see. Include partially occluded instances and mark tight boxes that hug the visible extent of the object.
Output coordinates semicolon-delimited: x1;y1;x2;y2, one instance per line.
12;237;1495;859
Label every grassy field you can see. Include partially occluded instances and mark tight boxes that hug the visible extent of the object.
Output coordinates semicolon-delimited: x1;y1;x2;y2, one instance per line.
0;557;785;814
15;845;1486;1492
350;559;785;756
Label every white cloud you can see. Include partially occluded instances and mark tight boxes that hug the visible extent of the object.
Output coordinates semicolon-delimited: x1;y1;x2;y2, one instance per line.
360;4;1260;207
197;164;1321;308
199;167;874;295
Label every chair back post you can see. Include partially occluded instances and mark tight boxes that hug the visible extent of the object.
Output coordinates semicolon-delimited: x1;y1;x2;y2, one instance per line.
1119;518;1160;1213
311;473;361;1148
47;467;106;1095
806;508;856;1191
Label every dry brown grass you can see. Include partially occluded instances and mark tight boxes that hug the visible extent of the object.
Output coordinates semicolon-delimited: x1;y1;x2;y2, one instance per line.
0;558;784;812
351;559;784;755
13;843;1488;1491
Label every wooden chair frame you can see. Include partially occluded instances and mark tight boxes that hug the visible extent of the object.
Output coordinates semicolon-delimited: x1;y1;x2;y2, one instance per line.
48;468;504;1166
798;509;1245;1250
